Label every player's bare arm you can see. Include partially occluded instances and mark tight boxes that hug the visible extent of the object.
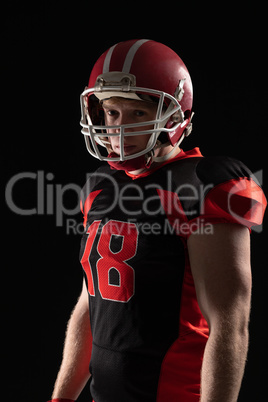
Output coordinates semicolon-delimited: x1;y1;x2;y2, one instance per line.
51;279;92;400
188;223;251;402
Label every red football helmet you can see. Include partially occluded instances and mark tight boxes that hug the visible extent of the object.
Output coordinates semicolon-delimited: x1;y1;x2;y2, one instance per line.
80;39;193;170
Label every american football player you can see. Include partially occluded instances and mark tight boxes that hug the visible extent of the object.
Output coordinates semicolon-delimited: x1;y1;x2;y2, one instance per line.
49;39;267;402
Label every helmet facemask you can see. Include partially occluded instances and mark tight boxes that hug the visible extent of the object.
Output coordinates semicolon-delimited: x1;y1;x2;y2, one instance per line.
80;72;190;169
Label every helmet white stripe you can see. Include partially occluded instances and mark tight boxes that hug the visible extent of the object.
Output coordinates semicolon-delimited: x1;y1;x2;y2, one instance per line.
102;39;150;74
102;44;117;73
122;39;149;73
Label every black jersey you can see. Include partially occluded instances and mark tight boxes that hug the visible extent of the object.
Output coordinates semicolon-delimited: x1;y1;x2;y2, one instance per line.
79;148;266;402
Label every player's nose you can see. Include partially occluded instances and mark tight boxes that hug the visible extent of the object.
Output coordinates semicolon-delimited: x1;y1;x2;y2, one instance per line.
114;112;136;133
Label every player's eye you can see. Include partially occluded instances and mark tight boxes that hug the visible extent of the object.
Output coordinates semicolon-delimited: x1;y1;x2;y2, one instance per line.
134;110;146;117
106;110;118;117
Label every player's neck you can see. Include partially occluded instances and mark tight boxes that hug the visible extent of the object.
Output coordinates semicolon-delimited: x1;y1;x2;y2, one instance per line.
127;145;182;176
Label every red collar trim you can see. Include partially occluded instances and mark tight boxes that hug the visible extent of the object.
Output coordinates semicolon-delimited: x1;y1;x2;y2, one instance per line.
125;148;203;180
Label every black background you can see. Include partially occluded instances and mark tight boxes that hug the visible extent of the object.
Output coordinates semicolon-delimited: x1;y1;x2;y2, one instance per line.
3;1;268;401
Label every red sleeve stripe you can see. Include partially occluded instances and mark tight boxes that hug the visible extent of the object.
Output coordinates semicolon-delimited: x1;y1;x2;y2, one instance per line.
201;177;267;228
81;189;102;228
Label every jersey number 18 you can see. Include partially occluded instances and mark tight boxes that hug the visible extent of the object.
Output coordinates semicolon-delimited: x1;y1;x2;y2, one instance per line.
81;220;138;303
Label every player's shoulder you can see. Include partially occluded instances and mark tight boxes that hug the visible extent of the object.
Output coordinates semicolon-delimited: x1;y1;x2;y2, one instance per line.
164;151;254;188
195;155;254;186
193;155;267;229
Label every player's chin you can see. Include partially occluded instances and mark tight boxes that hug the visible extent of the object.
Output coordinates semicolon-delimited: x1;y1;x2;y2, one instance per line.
114;145;138;156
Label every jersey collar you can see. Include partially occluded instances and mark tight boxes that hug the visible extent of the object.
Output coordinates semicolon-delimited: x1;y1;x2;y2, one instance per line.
125;147;203;180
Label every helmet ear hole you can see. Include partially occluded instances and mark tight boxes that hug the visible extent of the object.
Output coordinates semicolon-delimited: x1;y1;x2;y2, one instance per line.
157;132;169;144
184;109;191;120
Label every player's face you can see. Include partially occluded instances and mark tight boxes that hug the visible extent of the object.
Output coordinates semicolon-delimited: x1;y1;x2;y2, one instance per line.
102;98;158;156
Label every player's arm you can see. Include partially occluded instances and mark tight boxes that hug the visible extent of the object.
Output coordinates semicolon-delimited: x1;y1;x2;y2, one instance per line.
51;278;92;401
187;223;251;402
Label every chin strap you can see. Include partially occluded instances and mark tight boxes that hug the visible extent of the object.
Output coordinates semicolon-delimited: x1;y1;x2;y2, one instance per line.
153;112;194;163
107;138;180;171
152;134;184;164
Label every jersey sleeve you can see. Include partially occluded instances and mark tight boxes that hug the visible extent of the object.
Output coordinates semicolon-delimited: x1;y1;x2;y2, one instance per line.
193;156;267;230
